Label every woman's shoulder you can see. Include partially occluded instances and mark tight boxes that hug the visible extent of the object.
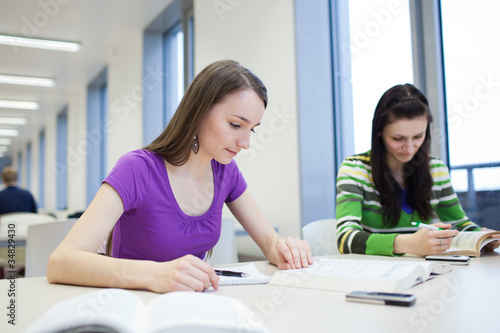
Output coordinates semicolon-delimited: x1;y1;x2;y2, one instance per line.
428;155;448;168
342;150;371;167
428;155;451;181
338;151;372;181
114;149;162;169
120;149;157;161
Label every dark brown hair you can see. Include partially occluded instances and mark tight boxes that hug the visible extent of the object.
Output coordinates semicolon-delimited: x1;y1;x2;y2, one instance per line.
371;83;434;227
105;60;267;256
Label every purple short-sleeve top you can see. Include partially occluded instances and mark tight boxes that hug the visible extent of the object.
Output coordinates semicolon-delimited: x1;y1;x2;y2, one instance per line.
103;149;247;262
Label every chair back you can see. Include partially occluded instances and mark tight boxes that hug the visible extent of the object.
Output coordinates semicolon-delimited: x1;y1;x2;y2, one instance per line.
210;217;238;265
25;219;77;277
302;218;339;256
0;212;57;235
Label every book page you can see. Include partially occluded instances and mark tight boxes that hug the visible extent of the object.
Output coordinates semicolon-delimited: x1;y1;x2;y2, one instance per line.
478;237;500;250
25;289;145;333
146;292;269;333
288;258;425;281
217;263;271;286
450;231;489;251
269;258;451;293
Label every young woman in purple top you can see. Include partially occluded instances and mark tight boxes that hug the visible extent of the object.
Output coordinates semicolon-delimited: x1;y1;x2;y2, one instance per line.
48;60;313;293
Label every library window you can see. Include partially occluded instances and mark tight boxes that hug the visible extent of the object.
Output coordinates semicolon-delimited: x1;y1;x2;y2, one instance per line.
348;0;414;153
163;22;185;124
38;130;46;209
142;0;194;145
441;0;500;229
56;108;68;210
86;69;108;205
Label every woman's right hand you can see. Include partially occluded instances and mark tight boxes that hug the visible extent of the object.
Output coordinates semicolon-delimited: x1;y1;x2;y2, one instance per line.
150;255;220;293
394;223;458;256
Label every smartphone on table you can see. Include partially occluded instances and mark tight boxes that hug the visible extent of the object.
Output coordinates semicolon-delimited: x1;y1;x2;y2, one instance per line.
425;255;470;265
346;291;416;306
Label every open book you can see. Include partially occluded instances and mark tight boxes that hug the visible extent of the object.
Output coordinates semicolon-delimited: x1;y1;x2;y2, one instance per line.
218;263;271;286
443;230;500;257
26;289;270;333
269;258;451;293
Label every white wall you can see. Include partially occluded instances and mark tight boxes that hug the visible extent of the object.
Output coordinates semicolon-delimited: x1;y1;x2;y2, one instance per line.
106;30;145;172
194;0;302;257
66;87;87;212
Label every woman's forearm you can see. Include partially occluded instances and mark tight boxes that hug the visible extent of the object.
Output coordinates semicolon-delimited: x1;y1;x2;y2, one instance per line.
47;249;157;290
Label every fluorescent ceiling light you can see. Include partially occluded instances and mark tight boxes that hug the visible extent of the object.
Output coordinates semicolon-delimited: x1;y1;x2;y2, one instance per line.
0;99;38;110
0;146;8;152
0;74;55;87
0;129;18;136
0;34;81;52
0;117;27;125
0;138;12;145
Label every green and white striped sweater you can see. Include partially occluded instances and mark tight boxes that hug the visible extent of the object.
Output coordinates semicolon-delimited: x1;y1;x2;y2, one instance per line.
336;151;479;256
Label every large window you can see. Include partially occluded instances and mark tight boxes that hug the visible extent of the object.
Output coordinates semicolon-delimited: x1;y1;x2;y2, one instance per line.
38;130;45;209
16;152;22;185
163;21;185;123
86;68;108;205
298;0;497;227
56;108;68;210
441;0;500;229
297;0;414;225
142;0;194;145
26;142;32;191
348;0;414;153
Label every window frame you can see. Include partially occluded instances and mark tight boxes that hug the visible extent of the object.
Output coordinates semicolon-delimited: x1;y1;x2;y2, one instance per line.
86;68;108;206
142;0;194;145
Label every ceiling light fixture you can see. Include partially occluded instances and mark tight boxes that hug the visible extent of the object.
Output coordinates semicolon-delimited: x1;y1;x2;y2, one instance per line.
0;74;55;87
0;34;81;52
0;129;19;137
0;138;12;145
0;117;27;125
0;99;38;110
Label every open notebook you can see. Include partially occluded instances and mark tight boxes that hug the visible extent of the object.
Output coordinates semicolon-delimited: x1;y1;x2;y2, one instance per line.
218;263;271;286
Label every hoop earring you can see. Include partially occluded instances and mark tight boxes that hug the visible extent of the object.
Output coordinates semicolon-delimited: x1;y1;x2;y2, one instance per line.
192;135;199;154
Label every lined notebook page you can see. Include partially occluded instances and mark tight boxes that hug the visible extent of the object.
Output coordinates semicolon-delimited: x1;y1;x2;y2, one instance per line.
218;263;271;286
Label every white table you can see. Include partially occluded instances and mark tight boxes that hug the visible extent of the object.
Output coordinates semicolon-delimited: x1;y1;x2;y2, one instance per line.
1;252;499;333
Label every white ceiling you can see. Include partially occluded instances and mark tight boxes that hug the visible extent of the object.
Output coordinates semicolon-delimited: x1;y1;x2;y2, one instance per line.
0;0;174;159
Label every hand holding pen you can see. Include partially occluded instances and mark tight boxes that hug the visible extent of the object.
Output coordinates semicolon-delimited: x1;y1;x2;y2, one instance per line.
395;222;458;256
214;270;249;277
412;221;458;252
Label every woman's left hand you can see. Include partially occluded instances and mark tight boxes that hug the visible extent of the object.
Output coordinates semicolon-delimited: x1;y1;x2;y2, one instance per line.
275;236;313;270
481;227;500;252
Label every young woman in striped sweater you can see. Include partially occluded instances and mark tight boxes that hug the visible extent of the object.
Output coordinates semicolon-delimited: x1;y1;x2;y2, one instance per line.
336;83;499;256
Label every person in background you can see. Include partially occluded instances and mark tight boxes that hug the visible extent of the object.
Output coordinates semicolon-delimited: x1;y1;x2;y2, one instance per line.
0;166;37;215
48;60;313;293
335;83;500;256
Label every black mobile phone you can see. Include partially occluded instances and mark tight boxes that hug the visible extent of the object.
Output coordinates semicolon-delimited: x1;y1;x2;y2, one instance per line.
425;255;470;265
346;291;416;306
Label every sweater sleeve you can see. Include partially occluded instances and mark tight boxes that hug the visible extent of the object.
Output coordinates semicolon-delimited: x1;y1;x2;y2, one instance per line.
335;157;398;256
430;159;481;231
